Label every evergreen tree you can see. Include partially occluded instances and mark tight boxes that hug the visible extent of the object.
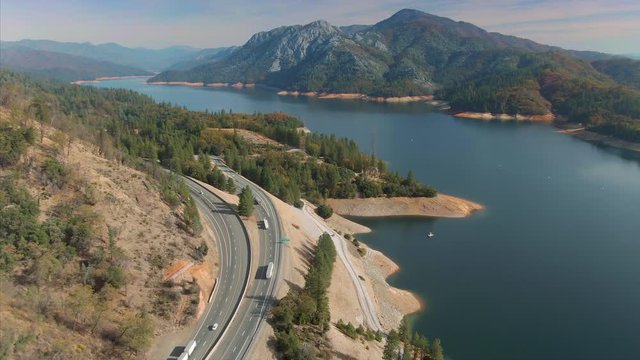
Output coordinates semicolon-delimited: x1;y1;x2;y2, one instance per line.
431;338;445;360
238;186;254;217
383;329;400;360
225;177;237;194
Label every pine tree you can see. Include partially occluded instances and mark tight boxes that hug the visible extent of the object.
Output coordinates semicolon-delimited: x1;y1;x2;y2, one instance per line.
383;329;400;360
238;186;254;217
431;338;444;360
225;177;236;193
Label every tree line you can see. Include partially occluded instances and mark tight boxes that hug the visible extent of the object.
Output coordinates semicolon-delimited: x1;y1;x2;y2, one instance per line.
1;70;437;209
270;233;337;359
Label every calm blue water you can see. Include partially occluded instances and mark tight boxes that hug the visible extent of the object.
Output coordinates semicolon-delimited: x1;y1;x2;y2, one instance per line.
92;79;640;360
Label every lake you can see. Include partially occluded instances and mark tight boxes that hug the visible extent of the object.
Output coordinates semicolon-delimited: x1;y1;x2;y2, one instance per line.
92;79;640;360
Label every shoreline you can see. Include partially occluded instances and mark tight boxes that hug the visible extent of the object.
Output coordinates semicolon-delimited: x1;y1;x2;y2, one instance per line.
90;78;640;159
453;111;555;122
326;194;484;218
555;126;640;154
145;80;445;105
276;90;441;104
70;75;152;84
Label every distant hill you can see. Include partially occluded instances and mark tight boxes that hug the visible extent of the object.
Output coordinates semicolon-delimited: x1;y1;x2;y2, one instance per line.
166;46;238;70
150;9;639;143
0;40;202;71
0;46;152;82
592;58;640;90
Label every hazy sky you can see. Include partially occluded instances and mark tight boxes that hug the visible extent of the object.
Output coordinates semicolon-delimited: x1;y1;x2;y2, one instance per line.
1;0;639;54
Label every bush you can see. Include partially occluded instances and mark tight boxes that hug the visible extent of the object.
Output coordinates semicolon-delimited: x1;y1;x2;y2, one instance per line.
194;241;208;261
42;158;68;188
105;265;126;289
315;204;333;219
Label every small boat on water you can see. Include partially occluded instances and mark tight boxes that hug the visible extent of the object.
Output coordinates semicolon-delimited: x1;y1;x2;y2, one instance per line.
427;232;435;238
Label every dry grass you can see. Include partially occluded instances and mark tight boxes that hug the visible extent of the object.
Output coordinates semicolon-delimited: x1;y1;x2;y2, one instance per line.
1;113;218;359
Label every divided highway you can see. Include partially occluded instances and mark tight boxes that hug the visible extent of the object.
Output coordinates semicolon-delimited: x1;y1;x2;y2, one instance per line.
206;157;284;360
178;177;252;360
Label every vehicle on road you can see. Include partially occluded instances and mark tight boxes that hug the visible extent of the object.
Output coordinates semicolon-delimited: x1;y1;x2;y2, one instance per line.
254;198;260;205
263;218;269;230
266;261;274;279
186;340;197;356
209;323;219;331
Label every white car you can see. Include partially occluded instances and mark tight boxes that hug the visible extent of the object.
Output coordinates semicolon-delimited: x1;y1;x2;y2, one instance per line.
209;323;218;331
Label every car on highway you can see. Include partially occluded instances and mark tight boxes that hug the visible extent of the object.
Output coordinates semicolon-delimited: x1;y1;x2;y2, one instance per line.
209;323;219;331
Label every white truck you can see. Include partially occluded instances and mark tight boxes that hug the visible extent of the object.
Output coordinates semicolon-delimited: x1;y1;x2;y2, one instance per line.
186;340;196;356
266;261;274;279
263;218;269;230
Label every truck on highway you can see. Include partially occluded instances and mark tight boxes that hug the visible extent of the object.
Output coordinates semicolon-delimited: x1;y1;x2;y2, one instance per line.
266;261;274;279
263;218;269;230
186;340;196;356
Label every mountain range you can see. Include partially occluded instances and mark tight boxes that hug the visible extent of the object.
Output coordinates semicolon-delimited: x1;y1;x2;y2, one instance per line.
0;46;152;82
2;9;638;142
150;9;639;142
1;39;204;71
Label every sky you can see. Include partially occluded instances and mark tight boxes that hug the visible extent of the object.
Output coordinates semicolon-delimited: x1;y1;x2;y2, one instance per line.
1;0;639;54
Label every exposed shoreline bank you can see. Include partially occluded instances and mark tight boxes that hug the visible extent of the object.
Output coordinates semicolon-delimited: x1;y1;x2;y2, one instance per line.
84;78;640;156
71;75;152;84
453;111;555;122
276;90;444;104
555;126;640;154
145;80;446;105
326;194;484;218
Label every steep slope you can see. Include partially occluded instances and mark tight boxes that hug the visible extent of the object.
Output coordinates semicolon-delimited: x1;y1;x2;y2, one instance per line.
150;9;640;142
0;107;217;358
150;9;614;96
1;40;201;70
152;20;392;94
0;46;151;81
592;58;640;90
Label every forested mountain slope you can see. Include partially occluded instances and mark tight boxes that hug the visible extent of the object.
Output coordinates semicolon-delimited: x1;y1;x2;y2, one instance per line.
0;74;213;358
150;9;640;142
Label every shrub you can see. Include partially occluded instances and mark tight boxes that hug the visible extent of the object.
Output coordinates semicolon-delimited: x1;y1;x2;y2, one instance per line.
315;204;333;219
105;265;126;289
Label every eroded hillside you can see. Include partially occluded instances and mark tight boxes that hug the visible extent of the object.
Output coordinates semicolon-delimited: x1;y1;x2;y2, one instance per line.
0;107;217;359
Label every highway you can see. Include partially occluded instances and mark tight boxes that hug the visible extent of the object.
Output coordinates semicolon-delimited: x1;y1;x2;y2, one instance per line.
206;157;284;360
176;176;252;360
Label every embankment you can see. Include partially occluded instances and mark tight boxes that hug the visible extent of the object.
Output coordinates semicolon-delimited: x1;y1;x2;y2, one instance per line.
326;194;484;218
454;112;555;122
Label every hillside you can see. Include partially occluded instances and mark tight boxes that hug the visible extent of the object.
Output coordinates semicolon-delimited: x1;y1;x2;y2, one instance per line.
0;99;217;357
1;40;201;70
0;46;152;82
150;9;640;143
592;58;640;90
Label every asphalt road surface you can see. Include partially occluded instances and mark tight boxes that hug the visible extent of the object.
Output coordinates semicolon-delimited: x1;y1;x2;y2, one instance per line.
205;158;284;360
175;176;251;360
